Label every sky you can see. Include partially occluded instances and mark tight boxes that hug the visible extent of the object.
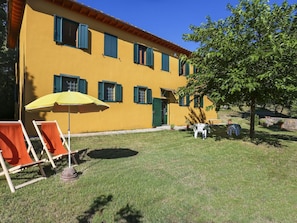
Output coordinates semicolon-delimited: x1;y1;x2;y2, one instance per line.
78;0;295;51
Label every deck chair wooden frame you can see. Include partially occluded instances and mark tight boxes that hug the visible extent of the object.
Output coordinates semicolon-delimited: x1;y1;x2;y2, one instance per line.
0;120;46;193
32;120;78;169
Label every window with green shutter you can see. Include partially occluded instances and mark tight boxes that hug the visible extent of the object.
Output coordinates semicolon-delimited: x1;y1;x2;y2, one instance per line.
194;95;204;108
133;43;154;67
162;53;169;72
179;95;190;107
179;59;189;76
53;74;87;93
104;33;118;58
54;15;88;49
98;81;122;102
134;86;152;104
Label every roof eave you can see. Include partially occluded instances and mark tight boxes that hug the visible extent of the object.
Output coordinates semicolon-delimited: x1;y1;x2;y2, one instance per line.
7;0;26;48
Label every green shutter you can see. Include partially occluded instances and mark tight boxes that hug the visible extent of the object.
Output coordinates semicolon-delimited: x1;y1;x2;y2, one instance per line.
186;95;190;106
54;15;62;43
134;43;139;64
185;63;190;76
78;24;88;49
194;96;198;108
113;36;118;58
134;87;139;103
179;96;183;106
162;53;169;71
146;48;154;67
115;84;122;102
200;96;204;108
53;75;61;93
104;34;117;58
78;79;87;93
178;59;182;75
147;89;152;104
104;34;110;56
98;82;104;100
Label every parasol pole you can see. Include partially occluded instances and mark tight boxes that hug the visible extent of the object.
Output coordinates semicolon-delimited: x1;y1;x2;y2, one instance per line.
68;105;71;168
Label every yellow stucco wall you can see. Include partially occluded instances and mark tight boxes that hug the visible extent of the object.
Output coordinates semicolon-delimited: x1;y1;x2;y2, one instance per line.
20;0;217;135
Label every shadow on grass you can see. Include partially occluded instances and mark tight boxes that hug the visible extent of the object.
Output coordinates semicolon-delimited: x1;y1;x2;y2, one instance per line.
187;124;297;148
87;148;138;159
114;203;143;223
76;195;143;223
76;194;113;223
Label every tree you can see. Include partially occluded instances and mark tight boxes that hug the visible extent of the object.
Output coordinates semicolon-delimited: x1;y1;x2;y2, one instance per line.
179;0;297;138
0;0;17;120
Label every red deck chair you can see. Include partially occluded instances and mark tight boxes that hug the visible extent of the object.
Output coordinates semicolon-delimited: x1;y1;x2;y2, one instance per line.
0;121;46;193
32;120;78;169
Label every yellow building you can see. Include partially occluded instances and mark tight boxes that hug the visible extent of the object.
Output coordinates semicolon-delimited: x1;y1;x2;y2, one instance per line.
7;0;217;135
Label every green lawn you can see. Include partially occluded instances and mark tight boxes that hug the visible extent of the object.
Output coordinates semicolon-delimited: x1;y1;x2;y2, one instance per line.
1;123;297;222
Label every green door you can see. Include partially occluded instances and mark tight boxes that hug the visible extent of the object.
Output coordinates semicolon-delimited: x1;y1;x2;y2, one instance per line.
152;98;162;127
162;100;168;125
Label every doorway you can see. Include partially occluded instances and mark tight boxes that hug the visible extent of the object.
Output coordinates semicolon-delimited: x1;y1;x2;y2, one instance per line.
152;98;168;127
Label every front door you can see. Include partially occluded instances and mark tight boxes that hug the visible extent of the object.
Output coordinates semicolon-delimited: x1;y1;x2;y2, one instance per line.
153;98;168;127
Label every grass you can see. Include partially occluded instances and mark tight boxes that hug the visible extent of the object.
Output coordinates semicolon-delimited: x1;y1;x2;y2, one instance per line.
1;115;297;222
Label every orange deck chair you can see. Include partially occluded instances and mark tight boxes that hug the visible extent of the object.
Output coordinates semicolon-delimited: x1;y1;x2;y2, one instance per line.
32;120;79;169
0;121;46;193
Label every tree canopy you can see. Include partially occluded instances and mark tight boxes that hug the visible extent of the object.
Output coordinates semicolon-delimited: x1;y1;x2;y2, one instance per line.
179;0;297;138
0;0;16;120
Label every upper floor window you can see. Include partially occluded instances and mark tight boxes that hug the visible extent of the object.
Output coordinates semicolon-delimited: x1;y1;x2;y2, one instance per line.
134;86;152;104
54;74;87;93
133;43;154;67
54;15;88;49
179;95;190;107
161;53;169;72
179;59;189;76
104;33;118;58
98;81;122;102
193;66;199;73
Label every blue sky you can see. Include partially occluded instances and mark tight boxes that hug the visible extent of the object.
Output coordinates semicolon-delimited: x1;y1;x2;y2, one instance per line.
78;0;295;51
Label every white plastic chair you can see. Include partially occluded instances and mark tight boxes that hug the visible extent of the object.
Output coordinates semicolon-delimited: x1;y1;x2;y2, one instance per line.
193;123;208;140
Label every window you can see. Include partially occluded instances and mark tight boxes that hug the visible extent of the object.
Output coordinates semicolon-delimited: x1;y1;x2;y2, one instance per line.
179;95;190;107
54;74;87;93
194;95;204;108
193;66;199;73
179;59;189;76
134;86;152;104
54;15;88;49
161;53;169;71
104;33;118;58
133;43;154;67
98;81;122;102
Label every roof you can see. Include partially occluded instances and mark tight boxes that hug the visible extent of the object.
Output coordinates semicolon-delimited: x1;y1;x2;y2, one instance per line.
7;0;191;55
7;0;26;48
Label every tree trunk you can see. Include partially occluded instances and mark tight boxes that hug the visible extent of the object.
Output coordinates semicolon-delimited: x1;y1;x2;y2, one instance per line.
249;97;256;138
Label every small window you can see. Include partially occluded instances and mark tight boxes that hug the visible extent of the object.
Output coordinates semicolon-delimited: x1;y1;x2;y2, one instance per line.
98;81;122;102
133;43;154;67
54;15;88;49
134;86;152;104
179;59;189;76
193;66;198;73
161;53;169;72
194;95;204;108
179;95;190;107
104;33;118;58
54;74;87;93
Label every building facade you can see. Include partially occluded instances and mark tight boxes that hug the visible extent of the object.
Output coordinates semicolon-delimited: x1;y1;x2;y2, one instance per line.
7;0;217;135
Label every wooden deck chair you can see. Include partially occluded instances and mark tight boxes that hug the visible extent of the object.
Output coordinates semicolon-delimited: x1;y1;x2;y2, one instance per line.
0;121;46;193
32;120;79;169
